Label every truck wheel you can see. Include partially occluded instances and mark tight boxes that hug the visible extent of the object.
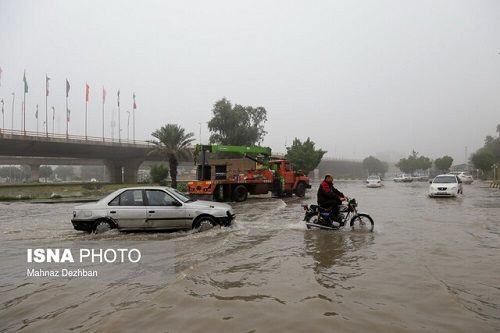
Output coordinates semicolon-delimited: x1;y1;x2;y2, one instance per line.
232;185;248;202
295;182;306;197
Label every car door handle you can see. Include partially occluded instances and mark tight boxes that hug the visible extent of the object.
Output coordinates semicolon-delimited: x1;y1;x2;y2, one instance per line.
110;211;116;214
148;210;155;214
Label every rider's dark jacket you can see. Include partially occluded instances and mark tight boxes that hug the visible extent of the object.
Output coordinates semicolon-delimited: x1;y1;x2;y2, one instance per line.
317;180;344;207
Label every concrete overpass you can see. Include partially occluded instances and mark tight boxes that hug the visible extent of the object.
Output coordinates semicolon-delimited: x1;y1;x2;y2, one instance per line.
0;129;170;183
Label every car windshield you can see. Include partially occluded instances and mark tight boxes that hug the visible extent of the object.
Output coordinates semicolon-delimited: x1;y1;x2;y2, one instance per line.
433;176;457;184
167;188;192;203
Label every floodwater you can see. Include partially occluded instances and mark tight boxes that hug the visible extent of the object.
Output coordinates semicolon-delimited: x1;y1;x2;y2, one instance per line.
1;181;499;332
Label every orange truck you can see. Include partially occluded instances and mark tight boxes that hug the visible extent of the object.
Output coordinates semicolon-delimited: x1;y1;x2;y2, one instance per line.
187;145;311;202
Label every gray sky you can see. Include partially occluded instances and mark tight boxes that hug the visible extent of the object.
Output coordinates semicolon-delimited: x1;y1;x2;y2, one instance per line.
1;0;499;163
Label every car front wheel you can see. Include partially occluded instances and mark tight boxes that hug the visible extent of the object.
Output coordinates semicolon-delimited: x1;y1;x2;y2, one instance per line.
193;216;216;232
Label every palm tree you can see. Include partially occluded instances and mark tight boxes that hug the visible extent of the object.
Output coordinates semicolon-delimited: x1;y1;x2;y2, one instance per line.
149;124;195;189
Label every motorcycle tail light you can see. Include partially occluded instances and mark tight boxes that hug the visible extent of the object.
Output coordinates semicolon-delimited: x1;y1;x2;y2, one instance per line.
302;205;308;211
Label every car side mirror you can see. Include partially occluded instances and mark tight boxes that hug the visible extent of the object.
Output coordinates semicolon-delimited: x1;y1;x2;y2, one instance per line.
172;201;183;207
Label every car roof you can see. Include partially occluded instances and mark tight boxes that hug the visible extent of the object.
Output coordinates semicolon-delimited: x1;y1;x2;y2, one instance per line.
117;186;172;191
97;186;179;203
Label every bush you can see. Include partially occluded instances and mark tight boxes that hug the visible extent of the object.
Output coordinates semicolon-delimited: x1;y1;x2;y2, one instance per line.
150;164;169;184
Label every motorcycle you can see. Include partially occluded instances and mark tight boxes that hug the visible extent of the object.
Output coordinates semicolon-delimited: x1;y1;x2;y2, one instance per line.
302;198;374;232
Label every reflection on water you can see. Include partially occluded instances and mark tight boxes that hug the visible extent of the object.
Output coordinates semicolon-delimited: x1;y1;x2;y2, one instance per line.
304;231;375;289
0;181;499;332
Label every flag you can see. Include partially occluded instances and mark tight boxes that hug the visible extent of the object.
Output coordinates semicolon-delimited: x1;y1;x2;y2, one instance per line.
133;92;137;109
66;79;70;97
46;75;51;96
102;87;106;104
23;70;28;93
35;104;38;119
85;83;90;102
117;90;120;107
66;108;71;122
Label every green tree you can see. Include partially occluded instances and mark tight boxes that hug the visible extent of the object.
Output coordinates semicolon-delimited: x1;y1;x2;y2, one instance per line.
285;137;326;175
150;124;195;189
497;124;500;138
396;150;431;175
362;156;389;176
434;156;454;172
0;166;22;181
485;135;495;145
39;166;53;181
484;136;500;162
208;98;268;146
54;166;75;181
150;164;169;185
81;166;104;181
416;155;432;171
471;149;495;177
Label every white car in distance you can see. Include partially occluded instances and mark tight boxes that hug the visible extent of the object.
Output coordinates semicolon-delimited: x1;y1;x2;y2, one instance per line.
366;175;382;188
451;171;474;184
429;174;463;198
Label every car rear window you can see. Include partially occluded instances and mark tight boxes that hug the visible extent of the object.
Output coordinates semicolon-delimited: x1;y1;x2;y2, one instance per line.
109;190;144;206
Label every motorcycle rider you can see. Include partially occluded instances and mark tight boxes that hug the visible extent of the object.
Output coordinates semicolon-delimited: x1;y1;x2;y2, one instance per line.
317;174;346;224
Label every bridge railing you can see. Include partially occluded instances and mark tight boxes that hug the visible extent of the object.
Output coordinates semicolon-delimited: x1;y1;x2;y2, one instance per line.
0;128;152;146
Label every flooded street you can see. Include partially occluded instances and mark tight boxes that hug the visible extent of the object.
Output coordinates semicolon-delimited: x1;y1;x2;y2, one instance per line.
1;181;499;332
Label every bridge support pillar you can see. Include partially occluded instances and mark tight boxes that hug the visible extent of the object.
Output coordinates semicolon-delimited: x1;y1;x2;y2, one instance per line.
105;159;143;184
29;164;40;183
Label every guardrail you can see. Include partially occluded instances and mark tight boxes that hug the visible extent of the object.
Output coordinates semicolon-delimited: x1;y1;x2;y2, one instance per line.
0;128;152;146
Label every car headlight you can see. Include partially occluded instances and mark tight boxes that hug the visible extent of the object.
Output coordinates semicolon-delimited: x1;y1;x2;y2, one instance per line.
450;186;457;190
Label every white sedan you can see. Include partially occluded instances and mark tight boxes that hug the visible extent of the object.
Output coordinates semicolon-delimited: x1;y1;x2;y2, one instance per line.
366;175;382;188
71;187;235;233
429;174;463;198
452;171;474;184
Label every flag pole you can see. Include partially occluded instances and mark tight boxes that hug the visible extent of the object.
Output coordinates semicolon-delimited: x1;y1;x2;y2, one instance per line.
132;92;136;144
23;70;27;136
45;75;48;137
127;111;130;141
21;101;24;133
66;97;69;139
85;83;88;140
117;90;121;143
11;92;15;131
102;87;105;142
23;93;26;136
36;104;39;134
66;79;70;139
52;107;55;135
1;99;4;132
